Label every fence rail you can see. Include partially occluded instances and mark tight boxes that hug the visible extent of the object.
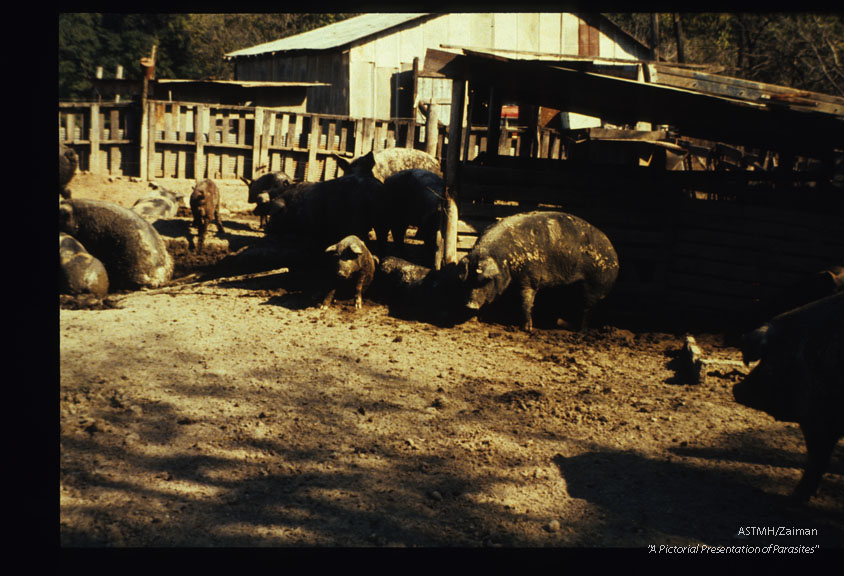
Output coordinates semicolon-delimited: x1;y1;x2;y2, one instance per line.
58;100;456;182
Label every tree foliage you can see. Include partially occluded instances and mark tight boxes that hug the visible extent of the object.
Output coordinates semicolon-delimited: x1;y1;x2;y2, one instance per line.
608;12;844;97
58;13;354;100
59;13;844;100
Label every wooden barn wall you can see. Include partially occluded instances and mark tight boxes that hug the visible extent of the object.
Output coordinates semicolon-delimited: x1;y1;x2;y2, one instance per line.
236;52;349;116
456;161;844;329
341;13;647;121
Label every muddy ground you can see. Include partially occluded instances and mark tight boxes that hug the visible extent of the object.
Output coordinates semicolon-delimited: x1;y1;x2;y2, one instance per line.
58;173;843;550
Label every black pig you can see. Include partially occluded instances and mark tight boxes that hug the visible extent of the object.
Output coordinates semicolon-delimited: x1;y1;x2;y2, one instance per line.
59;143;78;199
458;211;619;332
381;169;445;264
265;176;386;255
190;179;226;253
321;235;377;310
734;291;844;501
241;171;294;227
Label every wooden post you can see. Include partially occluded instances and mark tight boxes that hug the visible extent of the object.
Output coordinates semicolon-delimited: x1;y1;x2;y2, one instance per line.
461;87;475;164
442;78;466;268
487;86;502;160
306;116;320;182
194;104;206;180
425;102;438;158
89;103;100;174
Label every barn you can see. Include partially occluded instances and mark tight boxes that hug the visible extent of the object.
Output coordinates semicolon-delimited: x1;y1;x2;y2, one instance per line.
224;12;653;124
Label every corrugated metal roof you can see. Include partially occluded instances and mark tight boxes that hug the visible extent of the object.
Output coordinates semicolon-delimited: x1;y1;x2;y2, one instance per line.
225;13;433;59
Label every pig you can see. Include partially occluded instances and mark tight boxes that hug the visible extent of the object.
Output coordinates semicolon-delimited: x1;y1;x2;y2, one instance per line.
59;232;109;297
131;186;187;222
734;291;844;501
381;169;445;263
376;256;470;325
265;176;387;256
763;265;844;322
241;171;295;227
458;211;619;332
321;235;377;310
59;199;173;289
335;148;441;182
59;143;78;199
189;179;226;253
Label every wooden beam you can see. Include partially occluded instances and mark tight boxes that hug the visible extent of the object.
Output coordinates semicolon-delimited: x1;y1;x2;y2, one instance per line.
443;79;466;268
423;48;844;155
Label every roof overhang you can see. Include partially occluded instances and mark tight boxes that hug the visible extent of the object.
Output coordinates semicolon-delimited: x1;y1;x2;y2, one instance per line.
424;48;844;156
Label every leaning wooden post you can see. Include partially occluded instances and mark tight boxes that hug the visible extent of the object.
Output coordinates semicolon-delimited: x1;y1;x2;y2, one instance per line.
442;79;466;269
425;102;439;158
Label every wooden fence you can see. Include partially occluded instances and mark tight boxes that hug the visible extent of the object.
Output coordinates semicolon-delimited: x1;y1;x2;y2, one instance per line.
455;156;844;330
58;99;569;181
59;100;451;182
59;102;139;177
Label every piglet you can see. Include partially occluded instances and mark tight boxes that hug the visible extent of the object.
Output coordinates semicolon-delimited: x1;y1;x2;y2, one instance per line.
321;235;377;310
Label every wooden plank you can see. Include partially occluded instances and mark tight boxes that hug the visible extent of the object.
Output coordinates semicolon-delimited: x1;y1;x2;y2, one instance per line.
362;119;375;155
353;119;364;157
260;109;274;170
373;121;385;152
306;116;320;182
194;104;206;179
339;125;349;155
89;104;100;173
326;120;337;153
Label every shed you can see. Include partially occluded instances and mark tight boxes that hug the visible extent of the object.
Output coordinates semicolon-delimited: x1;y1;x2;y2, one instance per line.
224;12;653;123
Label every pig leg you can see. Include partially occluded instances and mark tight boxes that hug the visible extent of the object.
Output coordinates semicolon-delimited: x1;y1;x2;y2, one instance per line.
193;216;208;253
792;424;838;501
520;284;537;332
354;278;365;310
214;207;226;235
321;288;336;309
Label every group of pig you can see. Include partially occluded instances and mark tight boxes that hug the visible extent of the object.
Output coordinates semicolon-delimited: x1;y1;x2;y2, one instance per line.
59;140;842;502
240;148;622;332
59;144;175;296
168;146;844;503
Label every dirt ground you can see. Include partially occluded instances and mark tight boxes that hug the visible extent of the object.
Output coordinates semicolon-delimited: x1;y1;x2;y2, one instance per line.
59;172;843;550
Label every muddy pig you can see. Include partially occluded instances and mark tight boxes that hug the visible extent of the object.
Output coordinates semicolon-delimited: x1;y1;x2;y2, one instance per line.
335;148;441;182
190;179;226;253
241;171;295;227
735;291;844;501
131;186;187;223
59;199;173;289
376;256;471;326
321;235;377;310
59;232;109;297
458;211;619;332
381;169;445;264
59;143;78;199
265;176;386;255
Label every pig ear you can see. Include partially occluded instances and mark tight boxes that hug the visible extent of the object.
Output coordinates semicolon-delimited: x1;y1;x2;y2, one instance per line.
349;242;364;255
359;151;376;173
240;176;252;186
335;155;351;174
325;243;338;253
